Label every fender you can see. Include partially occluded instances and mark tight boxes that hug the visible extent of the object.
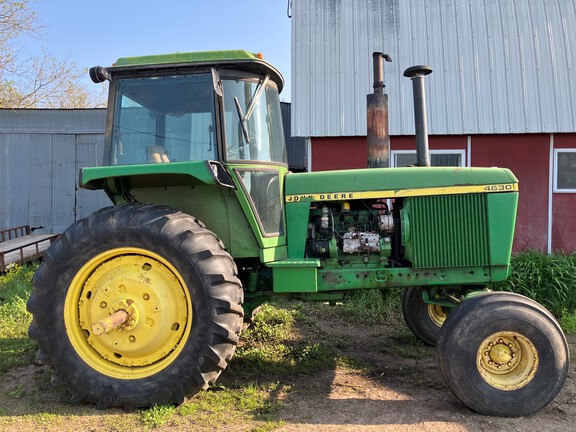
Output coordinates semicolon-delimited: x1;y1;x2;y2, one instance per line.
81;160;235;191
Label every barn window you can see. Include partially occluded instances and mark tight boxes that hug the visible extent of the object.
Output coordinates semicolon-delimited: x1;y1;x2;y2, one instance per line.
554;149;576;193
391;150;466;167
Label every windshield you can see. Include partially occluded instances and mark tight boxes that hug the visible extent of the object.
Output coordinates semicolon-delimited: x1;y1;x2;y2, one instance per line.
109;73;217;165
223;76;286;163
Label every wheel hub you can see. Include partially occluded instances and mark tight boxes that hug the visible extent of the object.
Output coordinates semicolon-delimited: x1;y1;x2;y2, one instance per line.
66;248;192;377
486;341;513;367
427;304;448;327
476;331;539;390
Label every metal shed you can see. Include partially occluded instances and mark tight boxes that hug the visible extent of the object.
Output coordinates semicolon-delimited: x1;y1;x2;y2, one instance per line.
0;109;109;234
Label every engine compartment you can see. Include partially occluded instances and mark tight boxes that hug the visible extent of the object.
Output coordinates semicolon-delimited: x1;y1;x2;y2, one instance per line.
306;199;401;266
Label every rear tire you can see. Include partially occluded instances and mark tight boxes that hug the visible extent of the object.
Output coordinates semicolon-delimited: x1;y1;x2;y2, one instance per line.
437;291;569;417
27;203;244;409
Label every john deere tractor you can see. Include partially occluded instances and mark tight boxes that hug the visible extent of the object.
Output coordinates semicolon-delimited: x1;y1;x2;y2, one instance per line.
27;50;568;416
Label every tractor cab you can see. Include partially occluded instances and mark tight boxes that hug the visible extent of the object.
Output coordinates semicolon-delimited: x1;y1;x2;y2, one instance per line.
83;51;289;261
97;51;286;167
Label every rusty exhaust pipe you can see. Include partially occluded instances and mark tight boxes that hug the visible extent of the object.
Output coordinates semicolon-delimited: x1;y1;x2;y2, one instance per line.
367;52;392;168
403;65;433;167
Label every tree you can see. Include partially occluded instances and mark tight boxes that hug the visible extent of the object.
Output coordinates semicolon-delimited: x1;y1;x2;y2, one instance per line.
0;0;105;108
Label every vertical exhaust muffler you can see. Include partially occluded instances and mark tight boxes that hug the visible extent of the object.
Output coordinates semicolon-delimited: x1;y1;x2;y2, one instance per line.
403;65;433;167
367;52;392;168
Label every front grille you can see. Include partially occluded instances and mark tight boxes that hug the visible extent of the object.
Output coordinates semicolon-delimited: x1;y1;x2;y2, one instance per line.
407;194;489;268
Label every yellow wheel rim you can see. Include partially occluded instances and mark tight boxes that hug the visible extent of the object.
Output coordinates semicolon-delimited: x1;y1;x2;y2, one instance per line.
476;331;539;391
64;248;192;380
427;304;448;327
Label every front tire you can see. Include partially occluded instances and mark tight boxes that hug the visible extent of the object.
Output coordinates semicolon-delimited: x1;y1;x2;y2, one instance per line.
437;291;569;417
402;287;450;346
27;203;244;409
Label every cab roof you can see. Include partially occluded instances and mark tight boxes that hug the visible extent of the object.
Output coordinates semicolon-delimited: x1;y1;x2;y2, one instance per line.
110;50;284;92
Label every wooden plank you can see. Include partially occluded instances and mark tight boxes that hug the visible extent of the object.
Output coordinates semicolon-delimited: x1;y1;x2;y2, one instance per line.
0;226;30;241
0;234;58;253
0;233;59;271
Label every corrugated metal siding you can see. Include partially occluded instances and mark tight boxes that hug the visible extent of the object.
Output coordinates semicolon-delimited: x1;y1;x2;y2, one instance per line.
76;133;110;220
0;109;110;234
0;109;106;133
292;0;576;137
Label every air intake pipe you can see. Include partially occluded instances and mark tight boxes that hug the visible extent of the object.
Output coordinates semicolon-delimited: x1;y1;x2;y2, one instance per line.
403;65;433;167
367;52;392;169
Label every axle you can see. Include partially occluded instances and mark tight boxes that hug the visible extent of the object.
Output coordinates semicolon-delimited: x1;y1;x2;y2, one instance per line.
92;310;129;335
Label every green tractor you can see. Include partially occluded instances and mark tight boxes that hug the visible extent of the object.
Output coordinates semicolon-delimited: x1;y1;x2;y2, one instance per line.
28;50;568;416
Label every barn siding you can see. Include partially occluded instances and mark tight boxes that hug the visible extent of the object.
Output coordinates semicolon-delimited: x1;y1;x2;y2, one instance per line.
311;132;576;253
292;0;576;137
552;134;576;253
471;134;550;252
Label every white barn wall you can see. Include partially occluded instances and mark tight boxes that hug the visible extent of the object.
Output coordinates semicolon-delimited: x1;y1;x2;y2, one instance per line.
292;0;576;137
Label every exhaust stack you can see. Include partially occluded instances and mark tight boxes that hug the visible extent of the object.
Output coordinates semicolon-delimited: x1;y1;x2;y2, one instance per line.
403;65;433;167
367;52;392;169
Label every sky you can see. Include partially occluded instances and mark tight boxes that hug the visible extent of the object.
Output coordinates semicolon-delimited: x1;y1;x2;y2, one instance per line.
23;0;293;99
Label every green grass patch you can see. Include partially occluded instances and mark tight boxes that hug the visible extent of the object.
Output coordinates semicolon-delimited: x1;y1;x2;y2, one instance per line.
560;311;576;333
242;304;295;344
0;263;37;301
295;289;403;326
494;250;576;320
140;404;177;428
0;263;39;373
338;289;402;324
229;303;338;379
174;383;284;430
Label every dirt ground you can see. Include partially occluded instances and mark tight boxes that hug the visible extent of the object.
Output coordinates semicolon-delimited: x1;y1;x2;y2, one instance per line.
275;318;576;432
0;315;574;432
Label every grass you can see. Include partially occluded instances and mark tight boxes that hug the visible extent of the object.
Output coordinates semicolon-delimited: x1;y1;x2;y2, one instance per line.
140;404;177;428
494;250;576;322
0;263;38;373
228;303;339;379
0;263;37;302
339;289;403;325
560;311;576;333
293;288;403;327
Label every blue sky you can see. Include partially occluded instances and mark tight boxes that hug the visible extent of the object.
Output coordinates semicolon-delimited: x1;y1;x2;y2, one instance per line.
24;0;293;99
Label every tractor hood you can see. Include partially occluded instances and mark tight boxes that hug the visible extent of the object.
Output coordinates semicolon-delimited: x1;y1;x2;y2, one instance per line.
285;167;518;203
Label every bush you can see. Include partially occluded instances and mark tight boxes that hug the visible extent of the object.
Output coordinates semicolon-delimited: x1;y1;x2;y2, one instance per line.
0;262;37;303
494;250;576;318
0;263;39;372
339;289;402;325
